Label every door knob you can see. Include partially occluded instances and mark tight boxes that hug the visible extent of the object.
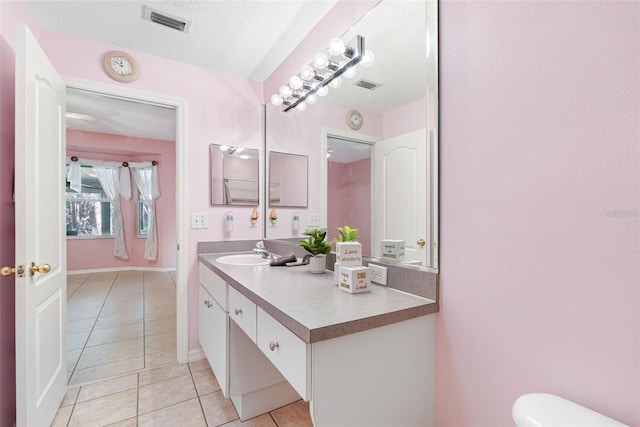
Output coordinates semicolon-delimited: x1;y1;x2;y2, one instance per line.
417;239;426;247
29;262;51;276
1;265;25;278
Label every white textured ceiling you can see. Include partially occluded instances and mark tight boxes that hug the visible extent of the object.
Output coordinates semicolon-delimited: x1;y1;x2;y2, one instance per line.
26;0;337;81
27;0;427;151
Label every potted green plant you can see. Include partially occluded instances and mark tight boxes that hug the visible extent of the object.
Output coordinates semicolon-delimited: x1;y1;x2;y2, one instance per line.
334;225;359;243
300;228;331;273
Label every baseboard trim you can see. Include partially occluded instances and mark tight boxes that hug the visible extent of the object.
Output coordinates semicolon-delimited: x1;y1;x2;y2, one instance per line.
188;348;205;363
68;266;177;275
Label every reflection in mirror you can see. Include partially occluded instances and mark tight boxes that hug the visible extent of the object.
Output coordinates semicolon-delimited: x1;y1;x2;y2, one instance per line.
326;137;373;255
269;151;308;207
265;0;438;269
210;144;259;206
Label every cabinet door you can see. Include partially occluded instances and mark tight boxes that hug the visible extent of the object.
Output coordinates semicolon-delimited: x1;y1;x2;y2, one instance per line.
199;284;229;396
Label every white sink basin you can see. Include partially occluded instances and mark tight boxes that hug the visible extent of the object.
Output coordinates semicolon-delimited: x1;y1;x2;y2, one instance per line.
216;254;270;266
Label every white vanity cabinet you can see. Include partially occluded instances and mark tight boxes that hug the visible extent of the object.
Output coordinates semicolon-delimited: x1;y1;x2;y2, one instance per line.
198;256;437;426
198;263;229;396
199;263;300;420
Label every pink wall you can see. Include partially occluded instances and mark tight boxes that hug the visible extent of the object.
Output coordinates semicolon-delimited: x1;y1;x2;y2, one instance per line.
0;23;17;427
0;2;40;424
327;158;371;254
66;130;176;272
437;1;640;426
35;28;264;353
382;97;427;140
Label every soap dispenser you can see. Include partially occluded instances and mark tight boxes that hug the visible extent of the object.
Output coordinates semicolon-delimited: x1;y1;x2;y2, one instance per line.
292;212;300;232
225;212;234;232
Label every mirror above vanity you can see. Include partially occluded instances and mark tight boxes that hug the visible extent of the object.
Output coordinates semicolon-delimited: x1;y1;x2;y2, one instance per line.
210;144;260;206
269;151;308;208
263;0;438;270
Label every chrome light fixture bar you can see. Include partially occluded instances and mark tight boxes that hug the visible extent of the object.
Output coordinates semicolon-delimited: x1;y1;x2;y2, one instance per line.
271;35;374;112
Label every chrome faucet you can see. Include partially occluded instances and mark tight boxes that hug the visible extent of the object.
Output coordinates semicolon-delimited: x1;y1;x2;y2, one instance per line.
254;241;273;259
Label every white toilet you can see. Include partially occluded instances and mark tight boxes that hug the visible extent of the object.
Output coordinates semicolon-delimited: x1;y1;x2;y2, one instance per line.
512;393;628;426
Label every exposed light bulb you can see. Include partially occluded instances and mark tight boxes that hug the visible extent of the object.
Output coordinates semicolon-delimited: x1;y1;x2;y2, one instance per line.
279;85;293;98
317;86;329;97
271;94;283;106
313;53;329;69
328;37;346;56
300;65;315;80
343;64;356;79
295;101;307;111
289;75;303;90
361;50;375;67
329;77;342;89
306;93;318;104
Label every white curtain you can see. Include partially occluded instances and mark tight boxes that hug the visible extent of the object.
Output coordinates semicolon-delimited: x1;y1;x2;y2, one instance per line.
67;160;82;193
132;165;160;261
94;166;129;260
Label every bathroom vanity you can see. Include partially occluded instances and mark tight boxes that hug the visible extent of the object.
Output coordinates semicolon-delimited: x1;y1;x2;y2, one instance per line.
199;252;438;426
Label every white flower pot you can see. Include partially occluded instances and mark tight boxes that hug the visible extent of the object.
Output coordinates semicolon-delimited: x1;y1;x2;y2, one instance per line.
308;254;326;274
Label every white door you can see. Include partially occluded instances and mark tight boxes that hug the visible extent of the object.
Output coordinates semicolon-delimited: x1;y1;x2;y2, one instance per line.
15;24;67;426
372;129;427;265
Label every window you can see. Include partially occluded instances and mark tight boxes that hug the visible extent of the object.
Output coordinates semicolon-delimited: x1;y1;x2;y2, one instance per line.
66;166;114;237
138;191;150;236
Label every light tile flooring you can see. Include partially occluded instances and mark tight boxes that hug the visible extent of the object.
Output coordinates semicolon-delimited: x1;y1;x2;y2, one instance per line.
66;271;178;386
57;271;313;426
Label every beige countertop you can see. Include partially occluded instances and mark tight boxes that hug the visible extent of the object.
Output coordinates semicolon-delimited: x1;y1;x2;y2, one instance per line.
199;252;438;344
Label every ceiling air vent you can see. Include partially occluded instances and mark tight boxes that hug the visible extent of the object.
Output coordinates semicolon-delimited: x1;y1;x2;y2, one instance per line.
354;79;382;90
142;5;192;33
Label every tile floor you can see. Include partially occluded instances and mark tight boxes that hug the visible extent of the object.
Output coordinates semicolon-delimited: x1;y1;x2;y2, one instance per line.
58;270;313;426
67;270;178;386
52;359;313;426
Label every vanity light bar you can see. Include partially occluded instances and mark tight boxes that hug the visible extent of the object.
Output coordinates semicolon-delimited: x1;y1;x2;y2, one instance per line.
271;35;368;113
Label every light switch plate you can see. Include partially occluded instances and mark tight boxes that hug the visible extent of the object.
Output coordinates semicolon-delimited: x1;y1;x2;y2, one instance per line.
191;213;209;229
309;213;321;227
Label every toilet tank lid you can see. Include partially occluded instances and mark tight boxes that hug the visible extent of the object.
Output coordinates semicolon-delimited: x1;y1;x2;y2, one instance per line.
512;393;627;427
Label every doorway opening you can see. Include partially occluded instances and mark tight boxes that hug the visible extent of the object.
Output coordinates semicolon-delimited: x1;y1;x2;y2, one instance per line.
321;128;377;256
62;80;188;385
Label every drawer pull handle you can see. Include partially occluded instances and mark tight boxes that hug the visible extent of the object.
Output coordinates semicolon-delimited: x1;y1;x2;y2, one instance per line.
235;308;242;316
269;341;279;351
204;300;212;308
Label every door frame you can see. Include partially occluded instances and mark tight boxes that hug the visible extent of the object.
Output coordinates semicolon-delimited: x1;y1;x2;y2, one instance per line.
64;77;189;363
320;126;378;232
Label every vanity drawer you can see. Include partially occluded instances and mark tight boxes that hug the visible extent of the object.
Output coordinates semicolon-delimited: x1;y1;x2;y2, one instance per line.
256;307;310;400
228;286;257;342
199;262;227;311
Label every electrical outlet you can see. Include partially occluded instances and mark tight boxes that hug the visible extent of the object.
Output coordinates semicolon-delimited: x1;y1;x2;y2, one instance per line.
309;213;321;227
370;264;388;286
191;213;209;229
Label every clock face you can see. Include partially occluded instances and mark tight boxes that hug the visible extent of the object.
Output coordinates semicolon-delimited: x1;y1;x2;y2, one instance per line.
110;56;132;76
347;110;363;130
103;51;139;83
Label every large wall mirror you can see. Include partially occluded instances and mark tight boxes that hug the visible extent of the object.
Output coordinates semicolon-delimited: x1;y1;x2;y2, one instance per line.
269;151;308;207
264;0;438;270
210;144;259;206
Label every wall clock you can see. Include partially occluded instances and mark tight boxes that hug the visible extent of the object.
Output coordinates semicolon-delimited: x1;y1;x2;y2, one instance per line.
346;110;363;130
103;51;140;83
